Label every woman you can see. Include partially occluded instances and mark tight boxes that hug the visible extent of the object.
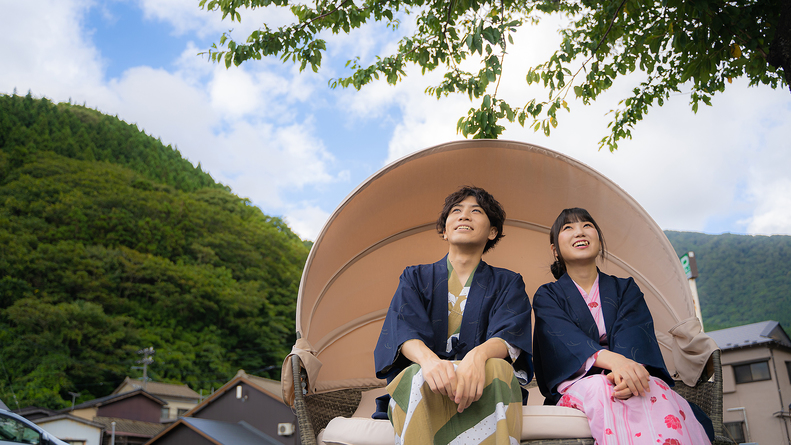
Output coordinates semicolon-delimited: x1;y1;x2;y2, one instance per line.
374;186;533;445
533;208;712;445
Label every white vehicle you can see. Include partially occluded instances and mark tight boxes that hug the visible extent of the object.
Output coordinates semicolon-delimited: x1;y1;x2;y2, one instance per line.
0;400;68;445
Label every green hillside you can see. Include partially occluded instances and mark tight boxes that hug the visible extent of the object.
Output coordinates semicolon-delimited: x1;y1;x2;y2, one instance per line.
0;93;309;410
665;231;791;332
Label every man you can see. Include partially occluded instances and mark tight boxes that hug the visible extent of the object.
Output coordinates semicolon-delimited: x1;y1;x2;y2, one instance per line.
374;186;532;445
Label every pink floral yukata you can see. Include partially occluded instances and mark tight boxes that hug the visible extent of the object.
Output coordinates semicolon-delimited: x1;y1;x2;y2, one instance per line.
556;276;711;445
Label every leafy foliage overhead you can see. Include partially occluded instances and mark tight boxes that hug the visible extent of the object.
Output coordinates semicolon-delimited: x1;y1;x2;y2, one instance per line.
0;93;309;410
199;0;789;149
665;231;791;332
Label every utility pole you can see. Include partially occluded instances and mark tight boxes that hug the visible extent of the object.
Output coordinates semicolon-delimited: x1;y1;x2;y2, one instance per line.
68;392;80;411
132;346;155;390
680;252;703;329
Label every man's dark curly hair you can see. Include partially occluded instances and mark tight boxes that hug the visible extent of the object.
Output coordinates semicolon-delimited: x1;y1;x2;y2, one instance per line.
436;186;506;254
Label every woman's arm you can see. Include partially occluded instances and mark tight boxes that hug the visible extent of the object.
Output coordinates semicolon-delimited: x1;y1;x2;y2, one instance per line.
533;283;603;400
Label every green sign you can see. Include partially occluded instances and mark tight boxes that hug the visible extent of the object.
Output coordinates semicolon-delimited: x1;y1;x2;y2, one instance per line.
680;254;691;277
679;252;698;279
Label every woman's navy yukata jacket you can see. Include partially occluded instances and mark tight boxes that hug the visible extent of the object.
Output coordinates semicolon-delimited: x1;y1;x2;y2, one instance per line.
533;272;673;405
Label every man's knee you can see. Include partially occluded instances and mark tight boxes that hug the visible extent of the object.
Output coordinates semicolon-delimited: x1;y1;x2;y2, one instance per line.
484;357;513;375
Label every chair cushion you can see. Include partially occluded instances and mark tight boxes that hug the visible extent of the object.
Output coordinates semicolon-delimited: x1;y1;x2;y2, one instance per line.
352;387;388;418
321;418;395;445
521;405;592;440
321;405;592;444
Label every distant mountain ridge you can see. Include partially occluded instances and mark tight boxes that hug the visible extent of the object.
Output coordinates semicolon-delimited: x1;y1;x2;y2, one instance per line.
664;231;791;331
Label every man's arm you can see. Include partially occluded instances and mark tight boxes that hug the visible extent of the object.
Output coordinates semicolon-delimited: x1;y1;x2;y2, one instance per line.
400;339;459;398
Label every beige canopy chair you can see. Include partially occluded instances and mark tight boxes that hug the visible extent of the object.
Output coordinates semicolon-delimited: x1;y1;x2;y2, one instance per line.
281;140;732;444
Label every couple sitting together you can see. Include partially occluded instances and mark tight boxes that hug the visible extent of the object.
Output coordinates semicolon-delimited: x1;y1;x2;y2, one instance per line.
373;186;713;445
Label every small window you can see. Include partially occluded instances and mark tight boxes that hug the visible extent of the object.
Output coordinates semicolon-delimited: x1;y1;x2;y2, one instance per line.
161;407;171;419
786;361;791;385
724;421;746;443
733;361;771;383
177;408;189;418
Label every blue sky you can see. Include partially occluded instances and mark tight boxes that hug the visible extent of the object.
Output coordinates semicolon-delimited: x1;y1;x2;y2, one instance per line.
2;0;791;239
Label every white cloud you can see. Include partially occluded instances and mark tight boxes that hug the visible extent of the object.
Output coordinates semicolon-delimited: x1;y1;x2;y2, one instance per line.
283;204;332;240
0;0;106;100
136;0;294;39
209;66;269;118
740;178;791;235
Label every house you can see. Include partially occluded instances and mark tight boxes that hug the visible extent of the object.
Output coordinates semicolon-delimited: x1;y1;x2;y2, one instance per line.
13;406;59;421
33;413;105;445
13;407;104;444
147;370;299;445
708;320;791;444
111;377;201;421
65;388;168;445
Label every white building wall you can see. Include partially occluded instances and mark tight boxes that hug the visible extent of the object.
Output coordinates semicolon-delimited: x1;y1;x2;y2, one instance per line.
36;419;102;445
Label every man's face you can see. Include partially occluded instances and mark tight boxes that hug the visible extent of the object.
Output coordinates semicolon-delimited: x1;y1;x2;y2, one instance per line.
443;196;497;249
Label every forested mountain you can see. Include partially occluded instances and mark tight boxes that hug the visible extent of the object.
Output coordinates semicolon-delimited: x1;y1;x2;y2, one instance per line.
0;93;309;410
665;231;791;332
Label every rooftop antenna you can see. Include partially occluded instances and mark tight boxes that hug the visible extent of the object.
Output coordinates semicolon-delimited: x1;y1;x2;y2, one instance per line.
132;347;155;390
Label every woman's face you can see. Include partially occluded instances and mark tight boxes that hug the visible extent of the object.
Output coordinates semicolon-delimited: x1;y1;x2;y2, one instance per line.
552;220;601;266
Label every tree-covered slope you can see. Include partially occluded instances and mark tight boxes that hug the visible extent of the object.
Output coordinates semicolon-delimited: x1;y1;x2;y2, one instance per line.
0;93;309;410
665;231;791;332
0;92;219;192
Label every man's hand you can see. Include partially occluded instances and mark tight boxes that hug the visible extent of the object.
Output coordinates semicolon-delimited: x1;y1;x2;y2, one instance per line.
401;339;458;398
454;349;486;412
401;338;510;411
421;357;458;398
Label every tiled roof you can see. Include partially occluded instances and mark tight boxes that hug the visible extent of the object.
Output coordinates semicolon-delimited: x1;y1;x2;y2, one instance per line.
185;370;286;418
12;406;59;419
245;375;283;401
180;418;283;445
93;416;167;437
707;320;791;350
67;389;166;411
113;377;201;400
35;413;105;429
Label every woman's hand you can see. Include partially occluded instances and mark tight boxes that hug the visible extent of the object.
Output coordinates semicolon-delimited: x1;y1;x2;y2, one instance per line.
596;350;651;399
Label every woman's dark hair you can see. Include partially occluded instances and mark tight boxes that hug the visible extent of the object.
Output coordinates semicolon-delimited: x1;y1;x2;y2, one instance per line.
436;186;505;254
549;208;606;279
